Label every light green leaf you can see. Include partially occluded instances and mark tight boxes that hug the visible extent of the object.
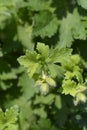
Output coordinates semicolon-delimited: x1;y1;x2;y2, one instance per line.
18;73;39;99
0;108;4;129
60;80;78;97
55;95;62;109
58;9;86;48
37;42;49;59
17;25;34;50
0;72;17;80
0;0;26;8
28;0;53;12
73;71;83;83
71;55;81;65
5;105;19;124
27;63;39;77
47;64;64;78
77;0;87;9
0;7;11;29
0;0;16;7
18;50;40;77
34;94;55;105
31;118;58;130
64;70;83;83
5;124;18;130
50;48;72;63
0;106;19;130
0;81;12;90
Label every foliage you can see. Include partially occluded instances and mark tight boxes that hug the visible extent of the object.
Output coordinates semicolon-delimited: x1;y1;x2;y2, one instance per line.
0;0;87;130
0;105;19;130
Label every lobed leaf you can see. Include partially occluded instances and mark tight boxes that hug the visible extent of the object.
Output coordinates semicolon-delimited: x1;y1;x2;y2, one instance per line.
60;80;78;97
50;47;72;63
37;42;49;60
27;0;53;11
5;105;19;124
58;9;87;48
77;0;87;9
33;11;58;38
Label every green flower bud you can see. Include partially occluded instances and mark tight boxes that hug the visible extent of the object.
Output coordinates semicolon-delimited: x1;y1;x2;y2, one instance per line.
40;83;49;95
74;92;87;105
35;80;43;86
77;93;86;103
46;77;56;87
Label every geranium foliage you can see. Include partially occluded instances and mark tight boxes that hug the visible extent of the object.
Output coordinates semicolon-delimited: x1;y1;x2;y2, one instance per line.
0;0;87;130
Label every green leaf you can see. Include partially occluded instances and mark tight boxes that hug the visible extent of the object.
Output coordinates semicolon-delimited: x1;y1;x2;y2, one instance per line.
0;106;19;130
55;95;62;109
58;9;87;48
60;80;78;97
5;105;19;124
0;109;4;129
73;71;83;83
0;0;16;7
5;124;18;130
18;50;38;66
50;48;72;63
0;80;12;90
33;107;47;118
34;94;55;105
37;42;49;59
77;0;87;9
64;70;83;83
31;118;58;130
17;25;34;50
17;50;39;77
33;11;58;38
0;7;11;29
28;0;53;12
71;55;81;65
47;64;64;78
9;98;34;130
0;0;26;8
0;72;17;80
18;73;39;99
27;63;39;78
